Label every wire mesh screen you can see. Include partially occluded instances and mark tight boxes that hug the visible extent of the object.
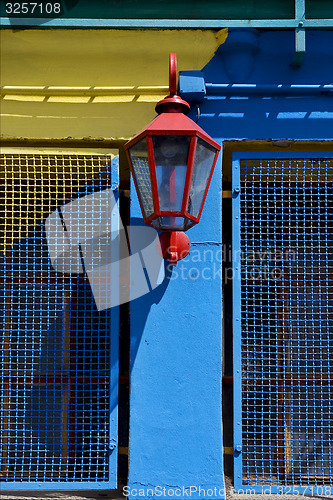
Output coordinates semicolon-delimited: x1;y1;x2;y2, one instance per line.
235;155;333;493
0;152;117;485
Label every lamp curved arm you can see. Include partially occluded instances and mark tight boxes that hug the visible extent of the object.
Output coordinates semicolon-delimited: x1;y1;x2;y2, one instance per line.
169;53;177;96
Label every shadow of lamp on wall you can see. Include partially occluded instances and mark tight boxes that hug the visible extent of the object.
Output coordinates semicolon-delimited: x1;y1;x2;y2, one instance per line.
124;53;221;265
217;28;260;83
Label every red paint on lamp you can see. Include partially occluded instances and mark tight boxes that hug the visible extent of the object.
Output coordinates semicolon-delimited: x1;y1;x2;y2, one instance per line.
159;231;191;265
125;53;221;260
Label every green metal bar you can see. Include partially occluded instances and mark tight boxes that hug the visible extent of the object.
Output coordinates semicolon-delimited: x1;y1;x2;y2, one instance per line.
293;0;306;67
1;18;333;28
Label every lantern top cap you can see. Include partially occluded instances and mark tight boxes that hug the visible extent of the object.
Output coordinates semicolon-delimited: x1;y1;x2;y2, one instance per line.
124;111;221;151
155;53;191;115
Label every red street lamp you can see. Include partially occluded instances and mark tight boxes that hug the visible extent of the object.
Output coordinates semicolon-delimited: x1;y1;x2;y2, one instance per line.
124;53;221;264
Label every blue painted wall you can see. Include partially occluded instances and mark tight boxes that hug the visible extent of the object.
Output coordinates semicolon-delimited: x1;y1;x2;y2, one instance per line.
128;29;332;500
196;30;333;143
128;157;224;500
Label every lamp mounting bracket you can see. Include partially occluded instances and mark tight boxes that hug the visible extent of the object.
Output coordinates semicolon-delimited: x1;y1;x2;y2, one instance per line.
155;53;191;115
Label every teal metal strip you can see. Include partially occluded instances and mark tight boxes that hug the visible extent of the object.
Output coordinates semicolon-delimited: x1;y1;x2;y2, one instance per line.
1;18;333;28
293;27;306;66
293;0;306;67
108;156;120;490
232;156;243;492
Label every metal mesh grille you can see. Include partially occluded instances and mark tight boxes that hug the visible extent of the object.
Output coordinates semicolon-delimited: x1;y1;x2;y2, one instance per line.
0;153;115;483
239;157;333;489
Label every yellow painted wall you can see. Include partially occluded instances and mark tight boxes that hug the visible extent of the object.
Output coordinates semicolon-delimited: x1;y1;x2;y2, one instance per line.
0;29;227;141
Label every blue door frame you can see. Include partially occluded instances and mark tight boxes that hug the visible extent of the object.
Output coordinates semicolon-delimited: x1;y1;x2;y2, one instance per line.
0;155;119;491
232;151;333;496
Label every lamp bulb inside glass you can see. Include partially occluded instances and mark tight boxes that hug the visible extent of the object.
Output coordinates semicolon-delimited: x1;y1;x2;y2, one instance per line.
160;137;180;159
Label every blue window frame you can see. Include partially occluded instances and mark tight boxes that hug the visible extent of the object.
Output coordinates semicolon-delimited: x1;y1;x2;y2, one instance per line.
233;151;333;495
0;151;119;491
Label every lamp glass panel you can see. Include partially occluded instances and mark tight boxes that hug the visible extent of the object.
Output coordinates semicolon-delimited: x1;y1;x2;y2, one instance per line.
153;135;190;213
151;216;194;232
129;138;154;218
187;138;218;218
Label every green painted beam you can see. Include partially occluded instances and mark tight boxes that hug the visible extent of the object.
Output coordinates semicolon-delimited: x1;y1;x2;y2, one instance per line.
1;0;333;28
307;0;333;19
0;0;297;21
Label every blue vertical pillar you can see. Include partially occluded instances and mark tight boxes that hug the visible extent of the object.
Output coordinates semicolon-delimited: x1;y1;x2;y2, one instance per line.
128;151;225;500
